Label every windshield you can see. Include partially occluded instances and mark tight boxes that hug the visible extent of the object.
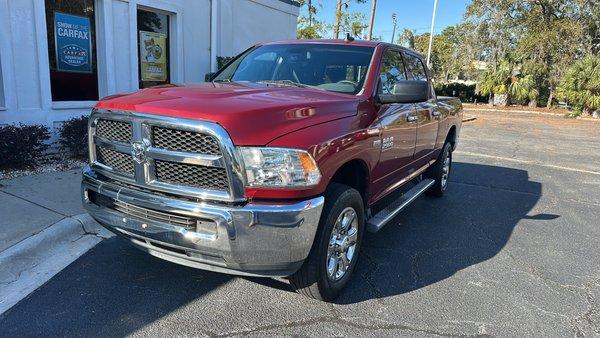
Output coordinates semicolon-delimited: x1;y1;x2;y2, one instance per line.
213;44;375;95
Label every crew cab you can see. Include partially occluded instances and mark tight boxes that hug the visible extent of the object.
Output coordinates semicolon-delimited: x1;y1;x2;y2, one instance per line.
82;39;462;301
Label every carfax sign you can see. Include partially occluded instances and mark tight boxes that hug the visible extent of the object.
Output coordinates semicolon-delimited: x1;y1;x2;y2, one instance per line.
54;12;92;73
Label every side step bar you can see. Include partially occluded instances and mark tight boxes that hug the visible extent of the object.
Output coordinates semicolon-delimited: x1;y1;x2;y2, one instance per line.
366;179;435;233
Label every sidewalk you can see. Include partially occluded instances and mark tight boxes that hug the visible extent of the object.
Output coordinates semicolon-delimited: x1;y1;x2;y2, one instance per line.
0;168;112;314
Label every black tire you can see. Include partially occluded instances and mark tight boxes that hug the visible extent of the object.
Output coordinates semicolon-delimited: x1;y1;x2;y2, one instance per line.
289;183;365;301
425;142;453;197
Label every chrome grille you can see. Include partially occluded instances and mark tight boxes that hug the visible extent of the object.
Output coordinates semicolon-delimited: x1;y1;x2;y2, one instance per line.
152;127;221;155
113;200;195;229
89;110;245;202
155;160;229;191
96;147;134;175
96;119;132;143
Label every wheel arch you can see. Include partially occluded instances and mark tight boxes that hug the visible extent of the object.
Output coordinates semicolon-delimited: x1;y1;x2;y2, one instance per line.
328;159;370;210
446;125;458;150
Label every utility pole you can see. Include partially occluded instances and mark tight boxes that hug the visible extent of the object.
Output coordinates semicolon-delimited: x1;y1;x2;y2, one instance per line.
391;13;397;44
426;0;439;67
367;0;377;40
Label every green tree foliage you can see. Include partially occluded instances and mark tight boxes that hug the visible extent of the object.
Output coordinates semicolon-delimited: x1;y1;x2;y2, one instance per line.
476;60;539;106
333;0;367;39
557;56;600;115
297;0;326;39
339;12;369;39
407;24;475;83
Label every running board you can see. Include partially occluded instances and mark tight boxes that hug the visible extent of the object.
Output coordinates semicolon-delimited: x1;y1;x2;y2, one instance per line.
366;179;435;233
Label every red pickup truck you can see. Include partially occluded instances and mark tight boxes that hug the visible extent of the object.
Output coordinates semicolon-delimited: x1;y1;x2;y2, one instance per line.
82;39;462;301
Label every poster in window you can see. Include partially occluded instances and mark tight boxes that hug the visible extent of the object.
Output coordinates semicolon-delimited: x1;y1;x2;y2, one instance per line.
54;12;92;73
139;31;168;82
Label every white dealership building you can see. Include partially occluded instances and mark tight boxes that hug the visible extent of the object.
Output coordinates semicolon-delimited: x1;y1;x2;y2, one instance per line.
0;0;299;128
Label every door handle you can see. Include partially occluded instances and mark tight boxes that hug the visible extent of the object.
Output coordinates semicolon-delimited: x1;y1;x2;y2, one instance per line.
407;115;418;123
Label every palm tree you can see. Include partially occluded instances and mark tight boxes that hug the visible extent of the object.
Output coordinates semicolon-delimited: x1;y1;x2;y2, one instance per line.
477;60;538;107
558;56;600;115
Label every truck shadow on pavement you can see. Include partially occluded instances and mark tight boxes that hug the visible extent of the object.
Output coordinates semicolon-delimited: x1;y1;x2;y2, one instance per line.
0;162;553;335
336;161;551;304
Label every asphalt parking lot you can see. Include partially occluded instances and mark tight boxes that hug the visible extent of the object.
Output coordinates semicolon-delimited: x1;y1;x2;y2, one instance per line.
1;110;599;337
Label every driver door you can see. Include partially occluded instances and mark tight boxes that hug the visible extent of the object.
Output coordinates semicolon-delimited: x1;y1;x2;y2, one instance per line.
371;48;418;202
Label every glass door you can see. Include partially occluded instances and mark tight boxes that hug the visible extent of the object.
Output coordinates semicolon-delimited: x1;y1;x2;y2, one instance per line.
137;8;170;89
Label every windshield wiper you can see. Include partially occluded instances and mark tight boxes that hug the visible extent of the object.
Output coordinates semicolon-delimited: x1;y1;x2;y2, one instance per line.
257;80;314;89
212;79;231;83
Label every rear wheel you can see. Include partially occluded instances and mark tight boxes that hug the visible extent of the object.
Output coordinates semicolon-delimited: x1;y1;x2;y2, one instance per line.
425;142;453;197
289;183;364;301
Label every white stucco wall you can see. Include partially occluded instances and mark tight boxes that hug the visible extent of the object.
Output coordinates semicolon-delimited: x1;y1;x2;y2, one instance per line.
0;0;298;128
217;0;299;57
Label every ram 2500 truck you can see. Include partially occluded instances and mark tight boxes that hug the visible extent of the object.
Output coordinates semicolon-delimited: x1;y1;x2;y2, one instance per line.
82;39;462;301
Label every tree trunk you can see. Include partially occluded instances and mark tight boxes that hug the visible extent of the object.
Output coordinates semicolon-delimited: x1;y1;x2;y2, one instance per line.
308;0;313;26
547;89;554;109
333;0;343;39
528;99;537;108
367;0;377;40
488;93;494;107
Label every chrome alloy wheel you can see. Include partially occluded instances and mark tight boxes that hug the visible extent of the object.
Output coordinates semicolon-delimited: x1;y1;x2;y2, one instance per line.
441;151;451;190
326;207;359;281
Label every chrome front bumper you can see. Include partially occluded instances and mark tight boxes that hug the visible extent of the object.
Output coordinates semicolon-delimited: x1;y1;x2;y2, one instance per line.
81;166;324;277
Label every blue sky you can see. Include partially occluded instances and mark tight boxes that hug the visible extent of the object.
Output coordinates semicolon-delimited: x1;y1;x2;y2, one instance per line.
306;0;472;42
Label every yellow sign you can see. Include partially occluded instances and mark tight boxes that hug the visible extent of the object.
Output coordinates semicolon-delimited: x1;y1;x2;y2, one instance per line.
139;31;167;82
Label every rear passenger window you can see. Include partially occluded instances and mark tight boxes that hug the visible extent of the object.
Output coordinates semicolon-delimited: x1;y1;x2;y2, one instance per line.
404;54;428;81
378;49;407;95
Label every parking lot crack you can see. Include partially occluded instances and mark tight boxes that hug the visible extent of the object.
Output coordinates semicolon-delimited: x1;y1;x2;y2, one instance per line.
215;315;493;337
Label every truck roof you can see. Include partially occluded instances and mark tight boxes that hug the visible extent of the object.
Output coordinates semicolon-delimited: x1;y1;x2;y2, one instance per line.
263;39;382;48
262;39;424;58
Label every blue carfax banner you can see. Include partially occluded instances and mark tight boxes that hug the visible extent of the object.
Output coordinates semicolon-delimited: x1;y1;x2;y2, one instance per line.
54;12;92;73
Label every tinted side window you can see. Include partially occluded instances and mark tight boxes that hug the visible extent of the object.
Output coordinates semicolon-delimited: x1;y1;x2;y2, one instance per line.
378;49;407;95
404;54;428;81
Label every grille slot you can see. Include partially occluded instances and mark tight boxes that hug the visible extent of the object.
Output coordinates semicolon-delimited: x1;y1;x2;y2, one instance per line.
96;119;132;143
113;200;196;229
96;147;134;175
155;160;229;191
152;127;221;155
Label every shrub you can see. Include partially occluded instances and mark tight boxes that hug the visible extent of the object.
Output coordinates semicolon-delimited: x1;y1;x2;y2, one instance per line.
557;56;600;115
435;83;487;103
58;115;89;159
0;124;51;169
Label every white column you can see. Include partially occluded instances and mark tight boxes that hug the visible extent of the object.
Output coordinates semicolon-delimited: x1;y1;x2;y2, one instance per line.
210;0;219;73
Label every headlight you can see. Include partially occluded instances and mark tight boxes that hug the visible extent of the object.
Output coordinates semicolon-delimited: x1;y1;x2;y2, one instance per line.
239;147;321;188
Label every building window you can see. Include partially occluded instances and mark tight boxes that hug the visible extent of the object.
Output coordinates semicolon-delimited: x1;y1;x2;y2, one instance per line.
137;8;170;89
45;0;99;102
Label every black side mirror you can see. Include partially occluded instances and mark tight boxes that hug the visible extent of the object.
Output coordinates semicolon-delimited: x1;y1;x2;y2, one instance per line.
205;72;216;82
377;80;429;104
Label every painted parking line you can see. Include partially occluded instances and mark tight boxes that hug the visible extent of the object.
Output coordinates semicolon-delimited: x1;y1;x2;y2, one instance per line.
455;151;600;176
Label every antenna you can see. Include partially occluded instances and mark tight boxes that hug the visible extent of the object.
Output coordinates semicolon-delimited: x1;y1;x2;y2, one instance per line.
345;33;355;42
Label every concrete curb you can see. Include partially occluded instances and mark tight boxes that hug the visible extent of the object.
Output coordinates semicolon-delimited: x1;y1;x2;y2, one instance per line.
462;106;566;116
0;213;112;315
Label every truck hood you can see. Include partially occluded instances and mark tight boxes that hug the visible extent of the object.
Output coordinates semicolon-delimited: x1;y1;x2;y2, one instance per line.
95;83;360;145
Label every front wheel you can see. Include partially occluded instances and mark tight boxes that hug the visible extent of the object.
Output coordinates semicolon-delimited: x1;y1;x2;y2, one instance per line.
425;142;453;197
288;183;365;301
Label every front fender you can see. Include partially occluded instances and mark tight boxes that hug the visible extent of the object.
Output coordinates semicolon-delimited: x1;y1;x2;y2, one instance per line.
243;117;380;201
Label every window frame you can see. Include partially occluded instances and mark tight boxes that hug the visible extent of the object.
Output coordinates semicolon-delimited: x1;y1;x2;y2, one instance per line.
44;0;101;105
135;3;180;90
